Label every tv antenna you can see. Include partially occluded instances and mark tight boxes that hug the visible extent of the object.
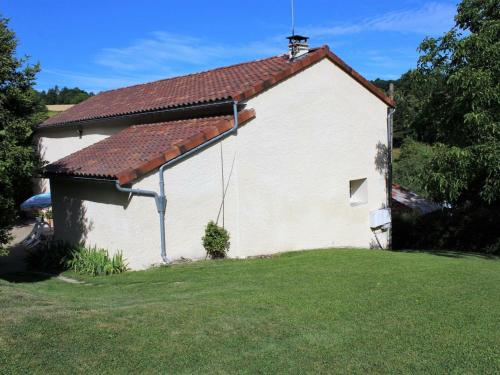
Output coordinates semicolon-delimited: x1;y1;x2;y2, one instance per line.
287;0;308;58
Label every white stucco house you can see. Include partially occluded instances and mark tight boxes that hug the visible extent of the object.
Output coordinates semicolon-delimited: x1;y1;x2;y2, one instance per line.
38;39;395;270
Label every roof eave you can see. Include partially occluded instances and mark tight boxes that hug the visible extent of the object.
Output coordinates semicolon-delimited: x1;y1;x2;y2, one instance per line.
37;98;236;130
324;49;395;108
43;172;117;183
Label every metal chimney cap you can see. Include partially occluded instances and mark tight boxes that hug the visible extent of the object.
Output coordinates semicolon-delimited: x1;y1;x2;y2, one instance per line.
286;35;309;41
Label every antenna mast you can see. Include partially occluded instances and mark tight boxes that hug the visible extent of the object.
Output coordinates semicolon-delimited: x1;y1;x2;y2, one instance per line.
287;0;309;59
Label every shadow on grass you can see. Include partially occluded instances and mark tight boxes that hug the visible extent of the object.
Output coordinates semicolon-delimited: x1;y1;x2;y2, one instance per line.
391;248;500;260
0;244;57;283
0;231;65;284
0;271;55;283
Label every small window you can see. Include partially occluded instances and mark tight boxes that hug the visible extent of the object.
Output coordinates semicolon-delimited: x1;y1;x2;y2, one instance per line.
350;178;368;206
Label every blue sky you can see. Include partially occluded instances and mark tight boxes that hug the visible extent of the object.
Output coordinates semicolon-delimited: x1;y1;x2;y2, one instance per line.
3;0;458;93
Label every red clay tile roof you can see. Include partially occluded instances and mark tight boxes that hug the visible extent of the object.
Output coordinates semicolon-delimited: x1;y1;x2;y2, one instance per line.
44;110;256;184
40;46;394;127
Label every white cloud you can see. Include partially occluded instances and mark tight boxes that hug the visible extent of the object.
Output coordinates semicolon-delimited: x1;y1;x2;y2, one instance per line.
306;2;456;37
95;32;283;74
358;50;419;79
38;33;286;92
39;35;285;92
96;32;222;72
91;2;455;78
39;68;165;93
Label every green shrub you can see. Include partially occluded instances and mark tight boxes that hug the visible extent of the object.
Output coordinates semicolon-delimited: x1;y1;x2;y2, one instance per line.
202;221;230;259
26;242;127;276
66;245;127;276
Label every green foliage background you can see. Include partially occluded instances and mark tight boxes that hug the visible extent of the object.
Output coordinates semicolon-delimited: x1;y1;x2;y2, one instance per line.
373;0;499;252
412;0;499;205
378;0;499;206
0;16;46;252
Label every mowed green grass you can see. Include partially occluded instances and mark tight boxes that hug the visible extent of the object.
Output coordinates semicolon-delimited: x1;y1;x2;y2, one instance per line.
46;110;60;118
1;249;499;374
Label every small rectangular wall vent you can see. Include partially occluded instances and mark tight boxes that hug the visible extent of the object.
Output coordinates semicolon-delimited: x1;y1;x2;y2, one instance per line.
350;178;368;206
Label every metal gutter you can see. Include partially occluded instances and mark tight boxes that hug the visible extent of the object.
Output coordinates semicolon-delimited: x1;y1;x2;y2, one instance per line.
115;101;240;264
45;175;115;183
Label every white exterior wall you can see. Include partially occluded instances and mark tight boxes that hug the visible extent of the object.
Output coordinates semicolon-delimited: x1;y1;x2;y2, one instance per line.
237;59;389;253
51;58;389;270
36;124;128;192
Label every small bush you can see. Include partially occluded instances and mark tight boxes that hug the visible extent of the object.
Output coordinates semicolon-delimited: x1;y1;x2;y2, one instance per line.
26;242;127;276
67;245;127;276
202;221;230;259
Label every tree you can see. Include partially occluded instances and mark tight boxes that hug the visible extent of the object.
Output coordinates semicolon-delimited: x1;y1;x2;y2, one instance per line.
0;15;45;253
38;86;93;105
399;0;499;205
373;73;437;147
43;85;60;104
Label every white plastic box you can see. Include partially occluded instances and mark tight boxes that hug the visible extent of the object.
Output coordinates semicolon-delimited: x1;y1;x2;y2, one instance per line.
369;208;391;230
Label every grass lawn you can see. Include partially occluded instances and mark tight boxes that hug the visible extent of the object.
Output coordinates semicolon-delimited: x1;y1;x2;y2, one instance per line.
46;110;60;118
1;249;499;374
